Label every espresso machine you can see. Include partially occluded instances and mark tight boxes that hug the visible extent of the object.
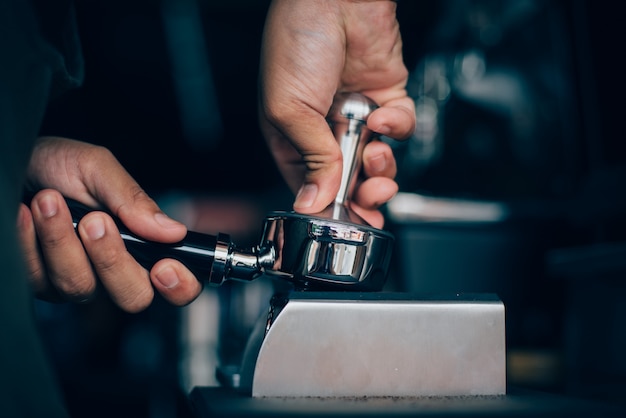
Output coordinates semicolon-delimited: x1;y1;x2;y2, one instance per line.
68;93;623;416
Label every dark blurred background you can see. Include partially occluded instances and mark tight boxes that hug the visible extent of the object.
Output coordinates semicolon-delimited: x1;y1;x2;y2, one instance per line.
36;0;625;417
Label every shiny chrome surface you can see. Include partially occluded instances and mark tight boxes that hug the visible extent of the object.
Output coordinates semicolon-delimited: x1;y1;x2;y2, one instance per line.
328;92;378;206
258;211;393;291
209;233;231;285
241;292;506;397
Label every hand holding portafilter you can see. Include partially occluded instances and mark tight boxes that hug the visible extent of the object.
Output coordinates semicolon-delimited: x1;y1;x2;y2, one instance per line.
66;93;394;291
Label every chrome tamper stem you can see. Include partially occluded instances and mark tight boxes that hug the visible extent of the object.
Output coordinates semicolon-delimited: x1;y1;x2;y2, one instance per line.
330;92;379;208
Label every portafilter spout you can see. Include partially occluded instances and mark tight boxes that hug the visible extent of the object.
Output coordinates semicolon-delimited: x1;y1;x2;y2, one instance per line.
65;93;394;291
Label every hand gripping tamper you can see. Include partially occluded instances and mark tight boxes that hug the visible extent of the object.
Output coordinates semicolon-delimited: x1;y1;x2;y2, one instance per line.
258;92;394;291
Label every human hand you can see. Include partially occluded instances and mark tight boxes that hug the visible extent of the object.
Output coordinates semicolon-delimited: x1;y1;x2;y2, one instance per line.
17;137;202;312
259;0;415;228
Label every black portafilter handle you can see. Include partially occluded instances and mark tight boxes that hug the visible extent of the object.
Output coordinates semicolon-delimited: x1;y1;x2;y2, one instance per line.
65;198;263;286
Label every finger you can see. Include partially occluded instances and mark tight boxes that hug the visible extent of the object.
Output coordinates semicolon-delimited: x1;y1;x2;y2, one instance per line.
31;190;97;303
353;177;399;211
362;141;397;179
150;259;203;307
82;146;187;243
350;177;398;229
78;211;155;313
366;96;416;140
16;203;52;297
350;204;385;230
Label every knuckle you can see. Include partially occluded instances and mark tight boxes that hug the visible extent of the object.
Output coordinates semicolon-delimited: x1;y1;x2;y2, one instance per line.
54;267;96;301
82;143;114;162
118;286;154;313
78;144;123;185
90;245;125;275
26;260;46;286
130;187;156;209
263;97;306;127
39;231;73;250
115;187;155;219
27;267;47;294
303;147;342;170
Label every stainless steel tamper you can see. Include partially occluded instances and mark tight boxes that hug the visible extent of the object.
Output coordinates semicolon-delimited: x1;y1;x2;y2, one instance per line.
67;92;394;291
257;92;394;291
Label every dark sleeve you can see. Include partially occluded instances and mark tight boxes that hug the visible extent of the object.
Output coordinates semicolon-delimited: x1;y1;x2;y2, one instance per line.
0;0;83;416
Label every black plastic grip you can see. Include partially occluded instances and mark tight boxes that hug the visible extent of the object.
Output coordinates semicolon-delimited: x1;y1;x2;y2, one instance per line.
66;198;218;282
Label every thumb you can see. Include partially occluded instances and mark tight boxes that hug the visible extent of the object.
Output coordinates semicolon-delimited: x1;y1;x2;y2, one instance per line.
103;186;187;244
288;114;343;214
84;149;187;244
28;137;187;244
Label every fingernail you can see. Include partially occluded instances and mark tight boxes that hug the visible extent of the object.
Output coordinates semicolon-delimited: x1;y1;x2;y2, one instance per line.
370;154;387;173
294;183;318;209
84;216;105;240
154;213;183;229
154;266;179;289
37;195;58;218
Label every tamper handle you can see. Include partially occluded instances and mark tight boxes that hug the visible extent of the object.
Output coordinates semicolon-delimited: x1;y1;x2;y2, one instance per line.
327;92;378;207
